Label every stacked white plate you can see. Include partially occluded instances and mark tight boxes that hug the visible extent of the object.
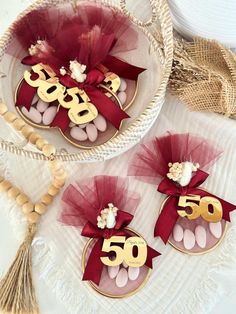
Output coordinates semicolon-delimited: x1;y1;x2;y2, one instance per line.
168;0;236;48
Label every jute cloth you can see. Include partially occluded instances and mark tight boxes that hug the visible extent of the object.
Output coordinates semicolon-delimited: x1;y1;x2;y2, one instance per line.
168;36;236;117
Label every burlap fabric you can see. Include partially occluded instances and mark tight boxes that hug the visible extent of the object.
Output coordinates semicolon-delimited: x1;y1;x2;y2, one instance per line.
168;36;236;117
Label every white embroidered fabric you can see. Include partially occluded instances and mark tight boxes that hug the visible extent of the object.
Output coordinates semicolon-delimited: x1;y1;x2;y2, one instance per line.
1;95;236;314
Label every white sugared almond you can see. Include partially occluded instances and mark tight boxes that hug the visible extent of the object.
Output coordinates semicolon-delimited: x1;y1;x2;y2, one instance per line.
195;225;207;248
42;106;57;125
32;94;39;105
86;123;98;142
70;127;88;141
128;267;140;281
118;91;127;105
209;222;222;239
183;229;195;250
173;224;184;242
69;121;76;128
36;99;49;113
79;123;87;129
93;114;107;132
119;79;127;92
108;265;120;279
22;107;42;124
115;268;128;288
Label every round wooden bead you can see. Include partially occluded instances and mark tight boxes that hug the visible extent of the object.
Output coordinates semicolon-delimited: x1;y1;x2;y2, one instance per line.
21;125;34;138
12;118;26;130
8;187;21;198
36;138;48;150
4;111;18;123
42;144;56;157
0;180;12;191
29;132;41;144
34;203;47;215
41;194;53;205
0;103;8;115
48;159;61;171
27;211;40;224
53;178;65;188
47;185;60;196
22;202;34;214
16;193;28;206
52;168;66;177
54;172;67;181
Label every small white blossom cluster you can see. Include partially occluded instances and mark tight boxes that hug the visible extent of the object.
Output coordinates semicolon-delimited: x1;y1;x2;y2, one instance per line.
59;61;87;83
28;40;50;56
97;203;118;229
167;162;199;182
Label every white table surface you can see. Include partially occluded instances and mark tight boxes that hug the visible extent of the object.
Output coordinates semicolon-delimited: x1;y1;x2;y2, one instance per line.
0;1;236;314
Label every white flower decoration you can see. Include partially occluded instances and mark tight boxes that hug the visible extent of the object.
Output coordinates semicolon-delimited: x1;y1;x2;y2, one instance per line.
167;161;200;187
97;203;118;229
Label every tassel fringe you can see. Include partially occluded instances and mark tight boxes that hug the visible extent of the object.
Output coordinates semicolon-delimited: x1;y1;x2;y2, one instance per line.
0;223;38;314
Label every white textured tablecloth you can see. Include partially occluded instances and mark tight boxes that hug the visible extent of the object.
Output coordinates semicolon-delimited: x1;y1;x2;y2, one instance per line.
1;1;236;314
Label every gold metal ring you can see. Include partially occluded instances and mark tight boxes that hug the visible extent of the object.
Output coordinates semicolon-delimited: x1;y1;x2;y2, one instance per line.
81;227;152;298
159;190;228;255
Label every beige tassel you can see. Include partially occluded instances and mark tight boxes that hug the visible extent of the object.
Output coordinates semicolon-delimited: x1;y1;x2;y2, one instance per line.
0;223;39;314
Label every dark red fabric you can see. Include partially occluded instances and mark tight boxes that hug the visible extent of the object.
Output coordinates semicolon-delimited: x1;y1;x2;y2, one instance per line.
16;55;144;130
60;175;160;285
155;170;236;243
103;55;145;80
82;214;160;285
16;72;38;110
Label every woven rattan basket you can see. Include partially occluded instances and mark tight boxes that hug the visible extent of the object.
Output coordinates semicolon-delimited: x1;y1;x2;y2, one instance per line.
0;0;173;162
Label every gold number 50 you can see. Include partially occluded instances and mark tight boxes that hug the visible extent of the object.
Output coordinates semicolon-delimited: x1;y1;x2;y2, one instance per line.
100;236;147;267
177;195;223;222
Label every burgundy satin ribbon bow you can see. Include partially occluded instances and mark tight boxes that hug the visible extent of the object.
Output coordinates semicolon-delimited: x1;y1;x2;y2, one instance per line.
16;55;145;131
81;210;160;285
155;170;236;244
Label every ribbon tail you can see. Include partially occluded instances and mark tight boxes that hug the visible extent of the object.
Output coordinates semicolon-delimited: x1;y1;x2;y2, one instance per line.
199;190;236;222
221;199;236;221
16;79;37;110
85;86;129;130
145;246;161;269
82;238;104;286
103;55;145;80
154;197;179;244
50;106;70;132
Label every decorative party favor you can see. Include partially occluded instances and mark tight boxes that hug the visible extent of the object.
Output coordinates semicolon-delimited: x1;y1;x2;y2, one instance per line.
128;132;236;254
60;176;160;297
12;3;145;148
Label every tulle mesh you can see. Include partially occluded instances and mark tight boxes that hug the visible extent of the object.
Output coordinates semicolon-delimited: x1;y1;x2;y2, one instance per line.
60;176;140;228
9;2;138;71
9;7;67;52
128;132;222;185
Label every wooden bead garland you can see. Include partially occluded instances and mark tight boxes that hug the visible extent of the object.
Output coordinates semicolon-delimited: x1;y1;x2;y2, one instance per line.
0;102;66;224
0;101;67;314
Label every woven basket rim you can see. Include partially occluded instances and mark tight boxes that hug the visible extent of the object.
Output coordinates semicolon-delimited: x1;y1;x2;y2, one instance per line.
0;0;173;162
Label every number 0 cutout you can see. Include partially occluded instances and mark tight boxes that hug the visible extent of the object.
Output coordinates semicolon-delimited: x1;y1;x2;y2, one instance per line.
177;195;223;222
